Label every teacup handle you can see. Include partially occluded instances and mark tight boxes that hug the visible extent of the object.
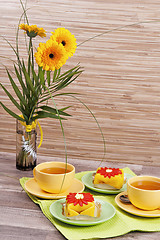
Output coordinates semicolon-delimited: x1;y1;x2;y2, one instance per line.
33;168;37;182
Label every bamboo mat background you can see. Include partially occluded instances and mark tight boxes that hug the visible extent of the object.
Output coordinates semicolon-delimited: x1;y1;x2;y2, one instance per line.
0;0;160;167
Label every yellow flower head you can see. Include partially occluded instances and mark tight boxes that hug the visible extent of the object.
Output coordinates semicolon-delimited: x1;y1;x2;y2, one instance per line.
34;39;68;71
19;24;46;38
51;28;77;57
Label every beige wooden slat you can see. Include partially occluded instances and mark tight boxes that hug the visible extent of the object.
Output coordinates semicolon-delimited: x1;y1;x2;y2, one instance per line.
0;0;160;166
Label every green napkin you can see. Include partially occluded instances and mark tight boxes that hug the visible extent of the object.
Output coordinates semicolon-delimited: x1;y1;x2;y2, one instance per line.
20;167;160;240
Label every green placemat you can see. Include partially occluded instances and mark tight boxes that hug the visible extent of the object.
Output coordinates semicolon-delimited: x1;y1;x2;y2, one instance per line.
20;167;160;240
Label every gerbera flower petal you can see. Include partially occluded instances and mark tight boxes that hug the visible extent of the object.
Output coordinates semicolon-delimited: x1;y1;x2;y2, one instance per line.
51;28;77;57
34;39;68;71
19;24;46;38
97;167;122;178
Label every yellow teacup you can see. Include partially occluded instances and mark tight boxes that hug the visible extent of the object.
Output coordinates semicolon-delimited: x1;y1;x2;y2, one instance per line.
127;175;160;210
33;161;75;193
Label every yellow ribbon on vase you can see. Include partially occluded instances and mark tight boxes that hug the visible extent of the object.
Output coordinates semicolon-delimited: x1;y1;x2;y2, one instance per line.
19;115;43;148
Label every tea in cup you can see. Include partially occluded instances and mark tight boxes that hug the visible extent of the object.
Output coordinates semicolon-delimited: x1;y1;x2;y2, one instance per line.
127;175;160;210
33;161;75;193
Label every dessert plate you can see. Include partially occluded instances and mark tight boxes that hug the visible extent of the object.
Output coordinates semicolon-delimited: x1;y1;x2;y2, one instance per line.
82;172;133;194
25;178;85;199
115;192;160;217
50;198;116;226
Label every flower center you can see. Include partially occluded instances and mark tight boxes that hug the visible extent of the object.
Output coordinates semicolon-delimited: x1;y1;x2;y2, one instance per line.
49;53;54;59
61;40;66;46
106;169;113;173
27;30;37;38
75;193;84;199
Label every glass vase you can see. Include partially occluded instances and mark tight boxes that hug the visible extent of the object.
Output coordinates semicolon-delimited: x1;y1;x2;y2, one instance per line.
16;119;37;170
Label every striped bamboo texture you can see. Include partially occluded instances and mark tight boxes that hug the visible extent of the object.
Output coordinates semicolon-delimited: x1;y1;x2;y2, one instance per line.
1;0;160;167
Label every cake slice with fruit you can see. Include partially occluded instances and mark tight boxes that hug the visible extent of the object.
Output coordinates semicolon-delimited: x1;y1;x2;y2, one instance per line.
63;192;101;219
93;167;125;189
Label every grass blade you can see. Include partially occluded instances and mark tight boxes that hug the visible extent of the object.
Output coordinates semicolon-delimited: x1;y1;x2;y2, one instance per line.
62;94;107;164
46;87;68;166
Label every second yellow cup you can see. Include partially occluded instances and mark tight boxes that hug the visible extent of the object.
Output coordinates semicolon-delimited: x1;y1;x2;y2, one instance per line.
127;175;160;210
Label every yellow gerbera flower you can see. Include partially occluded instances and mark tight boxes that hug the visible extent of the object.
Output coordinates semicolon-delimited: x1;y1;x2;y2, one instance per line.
19;24;46;38
34;39;68;71
51;28;77;57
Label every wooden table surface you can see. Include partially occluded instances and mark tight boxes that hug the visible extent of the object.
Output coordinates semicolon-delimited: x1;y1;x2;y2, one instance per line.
0;152;159;240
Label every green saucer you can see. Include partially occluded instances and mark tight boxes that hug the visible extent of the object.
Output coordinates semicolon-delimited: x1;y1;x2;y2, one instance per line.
82;172;133;194
50;198;116;226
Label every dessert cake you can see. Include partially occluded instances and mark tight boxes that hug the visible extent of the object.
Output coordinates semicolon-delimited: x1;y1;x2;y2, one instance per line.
63;192;101;219
93;167;124;189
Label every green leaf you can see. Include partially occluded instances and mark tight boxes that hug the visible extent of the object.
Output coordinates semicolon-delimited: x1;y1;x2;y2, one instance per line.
6;69;28;109
38;66;45;90
47;71;51;86
0;101;25;121
38;64;83;104
14;65;27;95
40;70;82;100
41;66;83;99
54;72;82;92
52;68;61;82
53;69;57;82
22;60;35;93
0;83;22;112
32;111;66;121
52;68;83;91
60;106;72;112
57;68;61;78
40;105;71;116
28;48;31;77
38;92;79;104
57;65;81;79
31;65;39;90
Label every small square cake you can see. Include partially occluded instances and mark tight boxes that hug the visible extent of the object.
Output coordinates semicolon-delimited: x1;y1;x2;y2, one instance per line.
93;167;124;189
63;192;101;219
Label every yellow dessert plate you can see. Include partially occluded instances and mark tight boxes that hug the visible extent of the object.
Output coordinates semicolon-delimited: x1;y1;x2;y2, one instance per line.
25;178;85;199
115;192;160;217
